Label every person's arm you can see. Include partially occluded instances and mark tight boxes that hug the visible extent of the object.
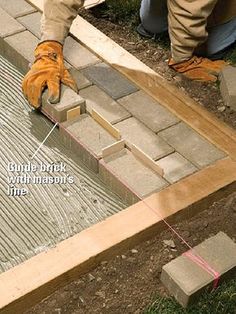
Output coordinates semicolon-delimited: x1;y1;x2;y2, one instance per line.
168;0;218;62
41;0;84;44
22;0;84;108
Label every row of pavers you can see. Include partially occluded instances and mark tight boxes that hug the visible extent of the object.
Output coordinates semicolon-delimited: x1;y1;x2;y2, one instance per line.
0;0;226;205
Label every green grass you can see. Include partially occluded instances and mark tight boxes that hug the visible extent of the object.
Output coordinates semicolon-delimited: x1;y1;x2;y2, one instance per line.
144;280;236;314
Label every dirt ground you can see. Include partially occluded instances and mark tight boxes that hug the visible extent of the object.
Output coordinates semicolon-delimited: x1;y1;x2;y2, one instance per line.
26;6;236;314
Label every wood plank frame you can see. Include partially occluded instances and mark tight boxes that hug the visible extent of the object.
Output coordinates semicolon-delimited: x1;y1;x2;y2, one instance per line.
0;1;234;312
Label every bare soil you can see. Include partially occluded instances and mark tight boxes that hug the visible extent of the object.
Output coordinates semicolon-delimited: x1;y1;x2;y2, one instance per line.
26;6;236;314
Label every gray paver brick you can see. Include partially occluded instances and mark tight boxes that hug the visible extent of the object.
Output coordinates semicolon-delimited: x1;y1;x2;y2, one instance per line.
115;117;174;160
63;114;117;158
159;122;226;168
0;0;36;18
0;7;25;38
69;68;92;90
81;62;138;100
17;12;42;38
42;85;86;123
99;148;168;204
118;90;179;132
156;152;197;183
220;66;236;110
161;232;236;307
1;30;38;73
80;85;131;124
64;36;100;69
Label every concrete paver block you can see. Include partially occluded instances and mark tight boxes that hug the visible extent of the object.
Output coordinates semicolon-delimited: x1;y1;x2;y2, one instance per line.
42;85;86;123
220;66;236;110
64;36;100;69
118;90;179;132
61;113;117;160
115;117;174;160
0;0;36;18
159;122;226;168
156;152;197;183
68;68;92;90
81;62;138;100
99;148;168;204
60;115;98;173
0;31;38;73
161;232;236;307
80;85;131;124
0;8;25;38
17;12;42;38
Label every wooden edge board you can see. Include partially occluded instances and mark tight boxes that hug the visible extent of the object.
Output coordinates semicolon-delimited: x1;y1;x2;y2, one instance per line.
102;140;125;158
84;0;105;9
0;157;235;314
129;142;164;177
91;109;121;140
27;0;236;159
67;106;81;121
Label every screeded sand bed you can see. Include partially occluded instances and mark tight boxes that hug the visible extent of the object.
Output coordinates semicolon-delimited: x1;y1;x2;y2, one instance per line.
0;55;126;273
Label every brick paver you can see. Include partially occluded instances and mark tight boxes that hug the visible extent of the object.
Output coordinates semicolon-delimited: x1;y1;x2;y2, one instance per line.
0;8;25;38
42;85;86;123
115;117;174;160
99;148;168;204
17;12;41;38
156;152;197;183
64;36;100;69
0;0;36;18
80;85;131;124
1;30;38;73
161;232;236;307
159;122;226;168
118;90;179;133
81;62;138;99
220;66;236;110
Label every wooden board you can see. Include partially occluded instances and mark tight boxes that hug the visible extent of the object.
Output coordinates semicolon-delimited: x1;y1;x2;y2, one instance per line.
27;0;105;10
102;140;125;158
84;0;105;9
91;109;121;140
128;143;164;177
67;106;81;121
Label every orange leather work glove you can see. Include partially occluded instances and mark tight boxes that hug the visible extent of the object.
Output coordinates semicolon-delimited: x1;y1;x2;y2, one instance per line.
169;56;228;82
22;41;78;109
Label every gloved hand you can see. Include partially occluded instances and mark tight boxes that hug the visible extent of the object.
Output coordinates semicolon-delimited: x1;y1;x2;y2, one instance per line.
22;41;78;109
169;56;228;82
